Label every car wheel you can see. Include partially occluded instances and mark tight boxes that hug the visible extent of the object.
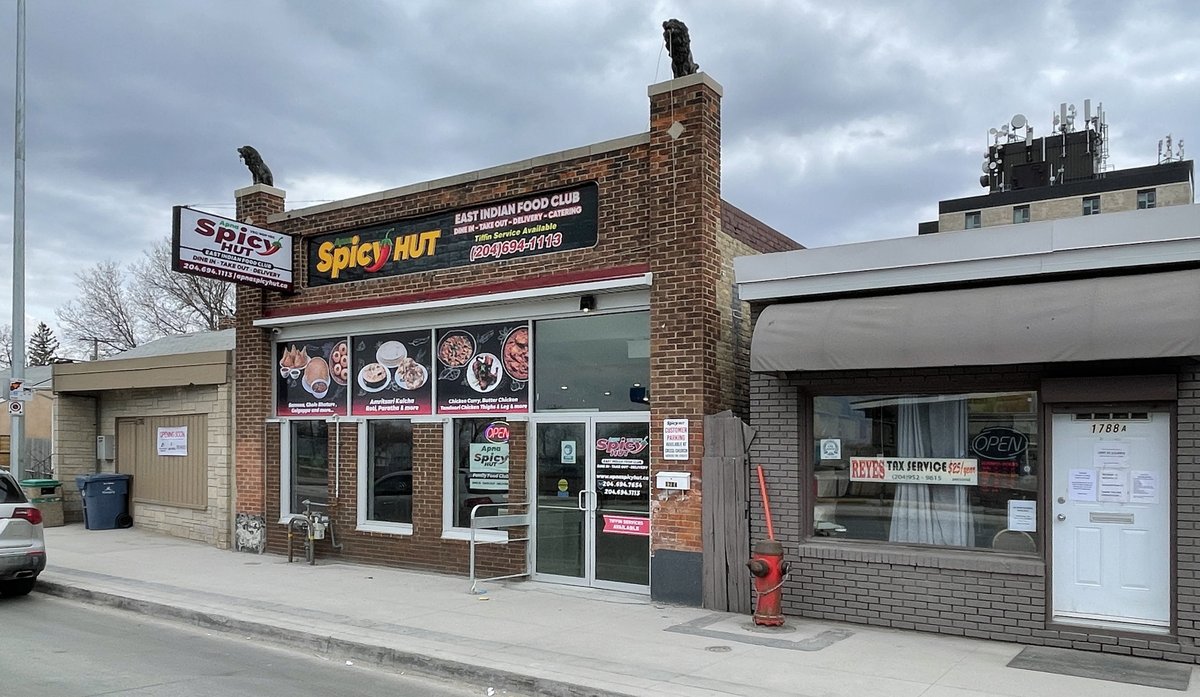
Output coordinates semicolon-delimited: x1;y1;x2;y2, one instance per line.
0;577;37;597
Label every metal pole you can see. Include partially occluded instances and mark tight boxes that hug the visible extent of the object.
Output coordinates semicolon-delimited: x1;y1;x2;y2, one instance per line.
9;0;25;480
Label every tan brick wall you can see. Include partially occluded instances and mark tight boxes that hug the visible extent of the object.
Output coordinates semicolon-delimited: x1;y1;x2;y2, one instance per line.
53;394;98;523
939;182;1194;231
98;382;234;548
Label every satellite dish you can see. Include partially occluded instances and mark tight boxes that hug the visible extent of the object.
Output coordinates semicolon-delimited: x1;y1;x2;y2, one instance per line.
1011;113;1027;129
982;160;991;173
988;161;998;171
989;128;998;136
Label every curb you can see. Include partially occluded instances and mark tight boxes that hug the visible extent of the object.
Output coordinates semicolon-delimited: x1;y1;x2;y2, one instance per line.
38;581;637;697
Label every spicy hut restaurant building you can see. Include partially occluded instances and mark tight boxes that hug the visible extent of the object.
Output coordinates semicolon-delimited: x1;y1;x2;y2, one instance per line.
735;203;1200;660
217;72;796;602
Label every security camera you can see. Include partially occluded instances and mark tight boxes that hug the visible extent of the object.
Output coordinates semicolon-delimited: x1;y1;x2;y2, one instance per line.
270;327;282;335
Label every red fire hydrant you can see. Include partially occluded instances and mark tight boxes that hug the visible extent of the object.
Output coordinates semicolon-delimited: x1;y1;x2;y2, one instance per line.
747;539;789;626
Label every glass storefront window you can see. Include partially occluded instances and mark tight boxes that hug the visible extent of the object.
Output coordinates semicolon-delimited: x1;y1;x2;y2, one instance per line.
534;311;650;412
290;420;328;514
366;420;413;524
812;392;1039;552
451;418;510;528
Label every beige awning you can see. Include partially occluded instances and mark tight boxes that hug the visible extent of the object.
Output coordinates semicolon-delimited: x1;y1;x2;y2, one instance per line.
750;269;1200;372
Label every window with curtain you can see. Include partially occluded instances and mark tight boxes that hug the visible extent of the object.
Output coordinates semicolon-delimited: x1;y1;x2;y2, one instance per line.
812;392;1039;552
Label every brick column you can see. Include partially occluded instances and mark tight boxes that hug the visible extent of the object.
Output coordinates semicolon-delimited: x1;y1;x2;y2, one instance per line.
646;73;724;604
234;184;286;515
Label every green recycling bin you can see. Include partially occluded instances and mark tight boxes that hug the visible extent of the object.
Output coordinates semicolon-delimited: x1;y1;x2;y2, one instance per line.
20;478;64;528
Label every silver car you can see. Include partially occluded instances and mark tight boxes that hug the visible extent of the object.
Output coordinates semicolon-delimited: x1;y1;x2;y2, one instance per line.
0;469;45;597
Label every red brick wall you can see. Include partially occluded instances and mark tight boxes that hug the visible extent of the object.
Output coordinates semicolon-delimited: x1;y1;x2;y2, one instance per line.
233;76;777;581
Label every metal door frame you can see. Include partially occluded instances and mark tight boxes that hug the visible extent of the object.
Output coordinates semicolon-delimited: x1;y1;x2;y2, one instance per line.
529;412;650;593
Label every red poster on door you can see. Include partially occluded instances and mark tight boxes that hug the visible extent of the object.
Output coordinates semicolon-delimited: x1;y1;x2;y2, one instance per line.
602;514;650;536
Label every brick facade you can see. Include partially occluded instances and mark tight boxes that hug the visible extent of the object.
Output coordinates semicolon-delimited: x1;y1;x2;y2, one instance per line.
750;362;1200;662
232;74;798;601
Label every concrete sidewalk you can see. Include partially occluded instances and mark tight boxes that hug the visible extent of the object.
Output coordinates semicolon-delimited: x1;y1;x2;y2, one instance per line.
32;525;1200;697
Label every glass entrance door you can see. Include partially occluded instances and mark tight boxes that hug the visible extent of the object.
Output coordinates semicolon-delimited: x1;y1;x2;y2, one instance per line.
532;417;650;592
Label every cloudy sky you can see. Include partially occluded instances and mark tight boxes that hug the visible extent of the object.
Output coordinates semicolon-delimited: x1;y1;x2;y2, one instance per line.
0;0;1196;351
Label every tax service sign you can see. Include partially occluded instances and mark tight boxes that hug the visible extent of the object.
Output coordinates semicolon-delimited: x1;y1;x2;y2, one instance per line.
172;206;294;291
849;457;979;486
306;182;598;287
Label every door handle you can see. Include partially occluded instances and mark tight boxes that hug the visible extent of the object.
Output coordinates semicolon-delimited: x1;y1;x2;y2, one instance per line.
1057;514;1066;521
578;490;587;511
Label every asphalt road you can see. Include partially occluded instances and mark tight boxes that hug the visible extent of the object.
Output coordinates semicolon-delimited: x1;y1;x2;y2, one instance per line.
0;594;500;697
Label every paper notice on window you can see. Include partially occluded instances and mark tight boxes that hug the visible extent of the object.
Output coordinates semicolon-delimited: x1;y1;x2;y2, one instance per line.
1098;469;1129;502
820;439;841;460
1093;441;1130;469
1131;470;1159;504
1069;469;1097;502
1007;500;1037;532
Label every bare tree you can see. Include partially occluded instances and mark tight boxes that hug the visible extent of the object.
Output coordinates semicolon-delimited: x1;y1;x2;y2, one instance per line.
56;261;144;358
0;324;11;369
131;239;235;334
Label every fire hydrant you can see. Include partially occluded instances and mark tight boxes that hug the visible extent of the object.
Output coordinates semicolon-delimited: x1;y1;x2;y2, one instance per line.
747;539;789;626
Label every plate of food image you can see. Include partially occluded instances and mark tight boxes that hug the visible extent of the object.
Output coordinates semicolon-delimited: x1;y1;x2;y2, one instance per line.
394;357;428;390
358;362;390;393
375;340;407;368
279;344;310;378
330;341;349;385
501;326;529;381
466;353;503;393
437;331;475;368
303;357;331;398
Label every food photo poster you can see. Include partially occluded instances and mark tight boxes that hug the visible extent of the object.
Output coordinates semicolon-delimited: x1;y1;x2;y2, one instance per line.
350;330;433;416
435;322;530;414
276;337;350;417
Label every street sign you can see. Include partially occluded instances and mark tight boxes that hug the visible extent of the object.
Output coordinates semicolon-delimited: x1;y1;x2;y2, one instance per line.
8;378;31;401
7;400;23;416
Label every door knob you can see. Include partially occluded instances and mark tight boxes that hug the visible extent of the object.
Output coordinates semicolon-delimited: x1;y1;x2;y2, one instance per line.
1057;514;1066;521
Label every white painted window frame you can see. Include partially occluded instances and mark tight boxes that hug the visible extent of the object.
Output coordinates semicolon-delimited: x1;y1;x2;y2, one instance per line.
356;419;414;536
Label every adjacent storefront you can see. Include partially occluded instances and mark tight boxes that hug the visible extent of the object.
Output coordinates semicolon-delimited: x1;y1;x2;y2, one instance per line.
228;71;799;603
736;204;1200;660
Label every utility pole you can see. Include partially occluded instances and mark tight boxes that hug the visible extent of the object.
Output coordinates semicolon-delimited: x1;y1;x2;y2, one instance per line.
8;0;25;479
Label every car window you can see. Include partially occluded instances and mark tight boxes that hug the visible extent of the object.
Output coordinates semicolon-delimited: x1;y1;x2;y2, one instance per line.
0;475;25;503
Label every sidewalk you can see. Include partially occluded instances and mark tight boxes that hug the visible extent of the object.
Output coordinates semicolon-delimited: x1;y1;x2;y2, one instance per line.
34;525;1200;697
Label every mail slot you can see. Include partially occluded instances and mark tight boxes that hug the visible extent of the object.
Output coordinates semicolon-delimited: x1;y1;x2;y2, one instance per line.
1089;512;1135;524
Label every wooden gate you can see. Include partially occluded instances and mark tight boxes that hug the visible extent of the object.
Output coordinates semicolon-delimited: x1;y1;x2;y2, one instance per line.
701;411;754;613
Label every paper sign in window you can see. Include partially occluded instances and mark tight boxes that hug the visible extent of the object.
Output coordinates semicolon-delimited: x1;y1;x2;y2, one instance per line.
1007;500;1037;532
1098;470;1128;502
1130;470;1159;504
1093;441;1129;469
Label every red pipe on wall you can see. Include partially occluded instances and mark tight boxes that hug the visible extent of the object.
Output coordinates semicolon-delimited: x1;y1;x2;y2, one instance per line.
756;465;775;541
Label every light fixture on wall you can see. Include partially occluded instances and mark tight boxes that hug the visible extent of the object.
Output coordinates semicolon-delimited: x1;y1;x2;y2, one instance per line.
579;295;596;313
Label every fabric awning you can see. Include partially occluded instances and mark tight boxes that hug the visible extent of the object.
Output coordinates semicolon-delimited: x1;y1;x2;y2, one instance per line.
750;269;1200;372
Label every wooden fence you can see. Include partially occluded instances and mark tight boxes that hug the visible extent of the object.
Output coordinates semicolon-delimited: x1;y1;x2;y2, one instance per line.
701;411;754;613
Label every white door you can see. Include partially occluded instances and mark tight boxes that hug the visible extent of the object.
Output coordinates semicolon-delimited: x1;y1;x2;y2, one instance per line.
1051;411;1170;629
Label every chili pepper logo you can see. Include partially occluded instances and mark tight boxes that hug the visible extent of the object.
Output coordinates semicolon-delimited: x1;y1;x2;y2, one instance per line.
258;239;283;257
364;232;393;273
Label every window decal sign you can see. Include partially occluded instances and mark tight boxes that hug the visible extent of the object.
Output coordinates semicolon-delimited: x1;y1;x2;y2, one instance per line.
307;183;598;286
849;457;979;485
595;426;650;505
156;427;188;457
435;322;529;414
349;330;433;416
602;514;650;536
276;337;349;417
469;442;510;490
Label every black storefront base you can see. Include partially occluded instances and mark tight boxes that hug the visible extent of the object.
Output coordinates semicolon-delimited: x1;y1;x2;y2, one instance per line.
650;549;703;606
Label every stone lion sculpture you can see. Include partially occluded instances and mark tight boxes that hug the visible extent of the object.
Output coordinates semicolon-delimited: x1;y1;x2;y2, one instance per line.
662;19;699;78
238;145;274;187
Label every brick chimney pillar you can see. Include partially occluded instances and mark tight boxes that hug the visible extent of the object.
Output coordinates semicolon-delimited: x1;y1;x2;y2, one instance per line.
646;73;723;605
233;184;285;517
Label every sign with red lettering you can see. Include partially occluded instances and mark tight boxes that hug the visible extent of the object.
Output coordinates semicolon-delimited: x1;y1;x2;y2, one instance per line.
849;457;979;485
172;206;294;291
602;514;650;536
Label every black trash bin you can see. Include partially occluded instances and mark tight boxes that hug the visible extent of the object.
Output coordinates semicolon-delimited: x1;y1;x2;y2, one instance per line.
75;473;133;530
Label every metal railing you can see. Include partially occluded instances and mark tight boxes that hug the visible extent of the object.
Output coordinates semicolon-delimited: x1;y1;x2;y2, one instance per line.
468;501;530;594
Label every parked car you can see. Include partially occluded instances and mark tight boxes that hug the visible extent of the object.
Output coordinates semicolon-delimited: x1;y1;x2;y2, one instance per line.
0;469;46;597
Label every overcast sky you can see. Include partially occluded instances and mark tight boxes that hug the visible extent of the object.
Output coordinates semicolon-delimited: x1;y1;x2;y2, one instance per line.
0;0;1196;351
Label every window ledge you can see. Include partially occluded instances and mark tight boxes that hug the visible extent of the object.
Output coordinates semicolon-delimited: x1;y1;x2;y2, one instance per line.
357;522;414;536
795;540;1045;577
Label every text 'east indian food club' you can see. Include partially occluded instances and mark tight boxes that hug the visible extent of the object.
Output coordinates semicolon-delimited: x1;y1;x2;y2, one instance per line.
315;229;441;280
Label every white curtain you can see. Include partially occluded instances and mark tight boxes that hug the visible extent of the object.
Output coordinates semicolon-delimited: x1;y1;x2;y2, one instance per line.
888;397;974;546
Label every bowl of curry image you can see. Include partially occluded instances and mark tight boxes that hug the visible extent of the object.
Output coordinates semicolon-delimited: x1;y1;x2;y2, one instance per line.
437;331;475;368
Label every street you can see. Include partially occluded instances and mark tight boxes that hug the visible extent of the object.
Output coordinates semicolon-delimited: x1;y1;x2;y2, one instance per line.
0;594;501;697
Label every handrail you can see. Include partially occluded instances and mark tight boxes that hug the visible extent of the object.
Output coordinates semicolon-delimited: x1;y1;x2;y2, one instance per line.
468;501;531;594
